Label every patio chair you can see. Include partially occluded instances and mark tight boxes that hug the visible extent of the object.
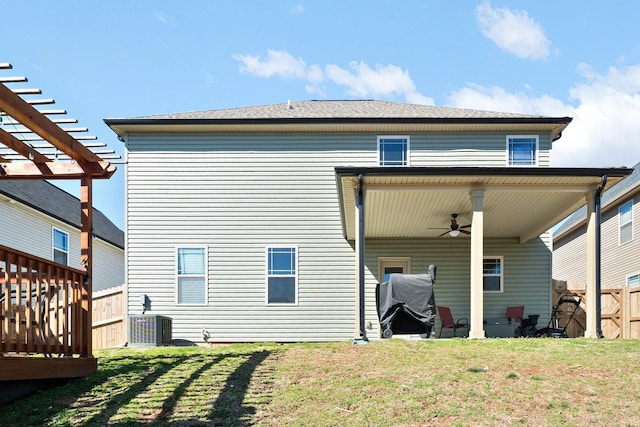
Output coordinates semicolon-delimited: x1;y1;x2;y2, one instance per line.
437;306;468;338
506;305;525;331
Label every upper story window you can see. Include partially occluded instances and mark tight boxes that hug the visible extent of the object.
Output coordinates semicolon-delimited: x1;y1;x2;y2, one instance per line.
52;228;69;265
177;247;207;304
507;136;538;166
483;256;504;293
627;273;640;287
619;200;633;245
378;136;409;166
266;246;298;304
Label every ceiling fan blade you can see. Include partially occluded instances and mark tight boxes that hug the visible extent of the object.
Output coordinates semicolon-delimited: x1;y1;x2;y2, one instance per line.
460;229;471;235
460;224;472;229
438;230;450;237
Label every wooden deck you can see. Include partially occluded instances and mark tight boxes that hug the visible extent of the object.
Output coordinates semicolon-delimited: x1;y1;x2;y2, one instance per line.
0;245;95;381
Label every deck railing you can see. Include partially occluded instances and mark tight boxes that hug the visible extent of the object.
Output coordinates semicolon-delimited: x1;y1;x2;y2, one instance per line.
0;244;90;357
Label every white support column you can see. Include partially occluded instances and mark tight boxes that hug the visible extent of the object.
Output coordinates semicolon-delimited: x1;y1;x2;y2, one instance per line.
584;190;598;338
469;189;486;339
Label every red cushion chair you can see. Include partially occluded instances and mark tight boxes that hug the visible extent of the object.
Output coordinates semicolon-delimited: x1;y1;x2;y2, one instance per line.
437;306;469;338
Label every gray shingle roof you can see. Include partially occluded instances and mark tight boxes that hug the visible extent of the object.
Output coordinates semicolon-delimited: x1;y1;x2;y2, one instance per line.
0;180;124;249
554;162;640;237
130;100;550;120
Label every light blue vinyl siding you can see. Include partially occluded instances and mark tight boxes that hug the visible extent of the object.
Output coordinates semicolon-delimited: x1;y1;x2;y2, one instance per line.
125;131;554;342
364;238;552;337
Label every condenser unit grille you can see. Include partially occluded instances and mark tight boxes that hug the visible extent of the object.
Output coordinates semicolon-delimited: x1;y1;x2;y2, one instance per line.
128;315;172;347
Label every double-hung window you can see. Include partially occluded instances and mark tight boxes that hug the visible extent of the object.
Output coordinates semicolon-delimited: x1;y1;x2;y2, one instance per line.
378;136;409;166
507;136;538;166
177;247;207;304
619;200;633;244
266;246;297;304
483;256;504;293
53;228;69;265
627;273;640;287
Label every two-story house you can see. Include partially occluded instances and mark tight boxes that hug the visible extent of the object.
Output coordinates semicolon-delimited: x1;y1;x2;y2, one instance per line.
106;100;629;343
0;179;124;293
554;162;639;288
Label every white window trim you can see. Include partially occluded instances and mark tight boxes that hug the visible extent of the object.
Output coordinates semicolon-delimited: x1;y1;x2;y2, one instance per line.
483;255;504;293
506;135;539;167
378;257;411;283
175;246;208;305
626;272;640;287
52;227;69;266
377;135;410;167
619;200;634;245
265;245;299;306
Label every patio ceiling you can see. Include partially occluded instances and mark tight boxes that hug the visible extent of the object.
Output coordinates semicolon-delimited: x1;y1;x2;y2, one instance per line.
337;166;632;244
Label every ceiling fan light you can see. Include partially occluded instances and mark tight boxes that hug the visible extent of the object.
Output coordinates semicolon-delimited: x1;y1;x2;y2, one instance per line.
449;229;461;238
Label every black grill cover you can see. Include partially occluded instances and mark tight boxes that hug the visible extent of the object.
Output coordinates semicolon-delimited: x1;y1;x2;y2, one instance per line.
376;265;437;338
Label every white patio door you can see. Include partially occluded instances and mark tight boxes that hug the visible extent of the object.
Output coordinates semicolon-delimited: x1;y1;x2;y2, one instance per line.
378;257;411;282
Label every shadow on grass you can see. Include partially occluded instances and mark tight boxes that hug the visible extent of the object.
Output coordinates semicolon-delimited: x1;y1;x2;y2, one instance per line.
0;349;275;427
209;350;271;425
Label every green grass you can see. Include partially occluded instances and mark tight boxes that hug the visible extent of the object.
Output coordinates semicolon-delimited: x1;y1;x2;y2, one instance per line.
1;339;639;426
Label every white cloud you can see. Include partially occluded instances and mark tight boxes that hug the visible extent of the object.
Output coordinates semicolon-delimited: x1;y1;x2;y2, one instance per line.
446;65;640;168
154;11;174;24
233;50;310;79
448;83;570;116
205;72;215;88
290;4;304;15
325;61;433;105
476;1;551;60
232;49;433;104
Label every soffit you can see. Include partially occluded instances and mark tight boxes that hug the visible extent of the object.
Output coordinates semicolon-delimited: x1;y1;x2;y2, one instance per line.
337;169;630;243
105;122;567;139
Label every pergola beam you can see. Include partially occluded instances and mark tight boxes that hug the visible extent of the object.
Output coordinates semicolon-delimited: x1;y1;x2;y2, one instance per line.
0;161;115;179
0;127;49;163
0;82;104;168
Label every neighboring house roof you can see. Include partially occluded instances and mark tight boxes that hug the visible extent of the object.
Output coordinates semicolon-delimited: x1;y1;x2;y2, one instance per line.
553;162;640;240
105;100;572;140
0;180;124;249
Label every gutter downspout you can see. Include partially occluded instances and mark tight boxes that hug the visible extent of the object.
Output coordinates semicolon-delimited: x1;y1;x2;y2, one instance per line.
595;175;607;338
353;173;368;344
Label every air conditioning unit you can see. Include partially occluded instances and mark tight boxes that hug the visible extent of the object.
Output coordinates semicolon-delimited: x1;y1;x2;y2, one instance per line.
128;315;172;347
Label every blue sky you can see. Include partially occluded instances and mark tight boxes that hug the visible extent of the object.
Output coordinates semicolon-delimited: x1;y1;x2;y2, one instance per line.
3;1;640;230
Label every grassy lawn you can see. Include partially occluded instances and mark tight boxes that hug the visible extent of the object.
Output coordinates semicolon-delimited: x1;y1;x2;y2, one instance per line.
1;339;639;426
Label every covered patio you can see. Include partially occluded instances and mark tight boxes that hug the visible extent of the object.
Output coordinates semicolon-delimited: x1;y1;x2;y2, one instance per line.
336;166;632;339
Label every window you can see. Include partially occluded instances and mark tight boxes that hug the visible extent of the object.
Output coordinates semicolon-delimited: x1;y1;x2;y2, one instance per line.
619;200;633;244
378;257;411;282
177;247;206;304
53;228;69;265
266;246;297;304
378;136;409;166
483;256;503;293
507;136;538;166
627;273;640;287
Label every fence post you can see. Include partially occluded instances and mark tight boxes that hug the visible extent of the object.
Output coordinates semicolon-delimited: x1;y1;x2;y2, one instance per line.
622;287;630;338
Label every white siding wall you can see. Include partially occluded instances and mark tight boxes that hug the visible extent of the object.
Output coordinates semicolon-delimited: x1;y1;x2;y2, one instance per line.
553;194;640;288
125;131;554;342
0;198;124;292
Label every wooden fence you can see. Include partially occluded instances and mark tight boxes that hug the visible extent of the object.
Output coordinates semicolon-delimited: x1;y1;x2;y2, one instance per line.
92;285;125;349
552;280;640;338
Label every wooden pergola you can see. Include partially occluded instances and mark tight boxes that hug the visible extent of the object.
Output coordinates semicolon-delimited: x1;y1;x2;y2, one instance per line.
0;63;116;381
